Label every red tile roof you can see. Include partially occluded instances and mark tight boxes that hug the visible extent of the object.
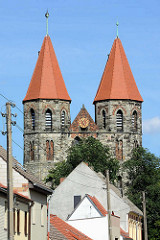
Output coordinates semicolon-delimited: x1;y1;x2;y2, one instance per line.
50;215;93;240
0;182;32;201
120;228;133;239
87;194;108;216
94;38;143;103
23;35;71;102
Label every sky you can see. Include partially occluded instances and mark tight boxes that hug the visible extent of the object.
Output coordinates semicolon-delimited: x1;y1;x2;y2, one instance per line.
0;0;160;164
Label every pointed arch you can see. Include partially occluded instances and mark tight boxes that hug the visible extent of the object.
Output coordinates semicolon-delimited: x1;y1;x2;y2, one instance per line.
61;110;65;127
115;139;123;160
30;141;34;160
30;109;35;130
45;109;52;130
102;110;106;129
116;110;123;132
46;140;54;160
132;111;137;131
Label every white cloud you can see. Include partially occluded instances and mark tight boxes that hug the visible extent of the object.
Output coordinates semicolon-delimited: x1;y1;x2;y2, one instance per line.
143;117;160;134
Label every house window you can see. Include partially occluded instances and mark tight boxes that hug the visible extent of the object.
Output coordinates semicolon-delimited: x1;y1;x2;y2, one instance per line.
61;110;65;127
74;196;81;209
24;211;27;236
17;209;20;234
116;110;123;132
46;140;54;160
4;201;7;229
30;141;34;161
30;109;35;130
41;204;44;226
45;109;52;130
132;111;137;131
115;140;123;160
13;209;16;233
102;110;106;129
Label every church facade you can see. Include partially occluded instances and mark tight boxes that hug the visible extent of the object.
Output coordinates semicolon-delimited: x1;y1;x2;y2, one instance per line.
23;31;143;181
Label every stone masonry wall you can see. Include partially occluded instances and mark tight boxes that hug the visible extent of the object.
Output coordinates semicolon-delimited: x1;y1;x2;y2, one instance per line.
23;99;72;180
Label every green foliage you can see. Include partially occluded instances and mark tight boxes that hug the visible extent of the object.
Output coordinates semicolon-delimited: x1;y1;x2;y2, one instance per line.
123;147;160;239
46;137;119;188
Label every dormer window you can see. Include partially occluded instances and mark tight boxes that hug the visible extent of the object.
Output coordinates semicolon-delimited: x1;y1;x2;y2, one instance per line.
116;110;123;132
45;109;52;130
102;110;106;129
30;109;35;130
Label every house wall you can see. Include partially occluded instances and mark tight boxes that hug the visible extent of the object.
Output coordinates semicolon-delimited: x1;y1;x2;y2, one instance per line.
0;194;7;240
0;157;29;197
30;190;48;240
69;197;101;220
14;202;29;240
67;217;109;240
0;156;49;240
51;162;130;232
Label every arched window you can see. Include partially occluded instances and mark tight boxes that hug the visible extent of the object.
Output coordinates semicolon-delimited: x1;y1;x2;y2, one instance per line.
132;111;137;131
30;109;35;130
30;141;34;160
134;140;139;148
115;139;123;160
61;110;65;127
45;109;52;130
102;110;106;129
46;140;54;160
73;136;81;145
116;110;123;132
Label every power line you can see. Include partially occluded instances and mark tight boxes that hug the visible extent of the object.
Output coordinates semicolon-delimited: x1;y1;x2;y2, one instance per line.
12;139;23;151
0;93;23;114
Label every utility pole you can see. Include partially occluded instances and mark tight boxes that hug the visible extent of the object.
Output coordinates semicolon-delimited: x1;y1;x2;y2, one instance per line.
106;170;112;240
142;191;148;240
6;102;14;240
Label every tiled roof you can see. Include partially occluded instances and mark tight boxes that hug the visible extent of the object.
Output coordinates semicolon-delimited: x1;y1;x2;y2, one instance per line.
0;182;32;201
87;194;108;216
94;37;143;103
70;104;98;133
50;215;93;240
0;145;52;195
23;35;71;102
120;228;133;240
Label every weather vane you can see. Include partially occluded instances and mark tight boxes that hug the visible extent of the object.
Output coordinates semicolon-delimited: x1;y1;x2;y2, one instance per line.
45;10;49;36
116;20;119;38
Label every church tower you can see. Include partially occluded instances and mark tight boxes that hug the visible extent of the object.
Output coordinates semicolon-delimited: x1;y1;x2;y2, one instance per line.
23;13;71;180
94;30;143;162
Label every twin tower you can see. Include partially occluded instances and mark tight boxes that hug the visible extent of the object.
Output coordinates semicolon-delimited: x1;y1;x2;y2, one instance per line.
23;31;143;181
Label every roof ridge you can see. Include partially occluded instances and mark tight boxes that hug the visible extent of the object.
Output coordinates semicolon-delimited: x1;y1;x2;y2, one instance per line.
117;38;130;99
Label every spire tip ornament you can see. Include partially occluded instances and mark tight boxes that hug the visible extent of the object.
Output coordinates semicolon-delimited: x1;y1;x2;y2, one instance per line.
45;10;49;36
116;20;119;38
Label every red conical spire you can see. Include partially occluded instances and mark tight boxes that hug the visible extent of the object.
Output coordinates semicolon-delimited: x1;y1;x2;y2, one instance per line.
94;38;143;103
23;35;71;102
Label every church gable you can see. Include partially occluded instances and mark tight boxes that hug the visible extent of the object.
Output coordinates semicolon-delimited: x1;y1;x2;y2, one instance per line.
70;105;98;139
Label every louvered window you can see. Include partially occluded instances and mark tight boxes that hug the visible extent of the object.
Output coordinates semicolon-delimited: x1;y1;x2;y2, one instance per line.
116;110;123;132
132;111;137;131
61;111;65;127
30;109;35;130
102;110;106;129
45;109;52;130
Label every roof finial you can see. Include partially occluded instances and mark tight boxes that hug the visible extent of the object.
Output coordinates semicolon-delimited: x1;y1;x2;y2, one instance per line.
116;20;119;38
45;10;49;36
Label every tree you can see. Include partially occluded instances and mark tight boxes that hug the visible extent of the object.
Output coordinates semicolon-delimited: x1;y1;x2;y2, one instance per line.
46;137;119;188
123;147;160;240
